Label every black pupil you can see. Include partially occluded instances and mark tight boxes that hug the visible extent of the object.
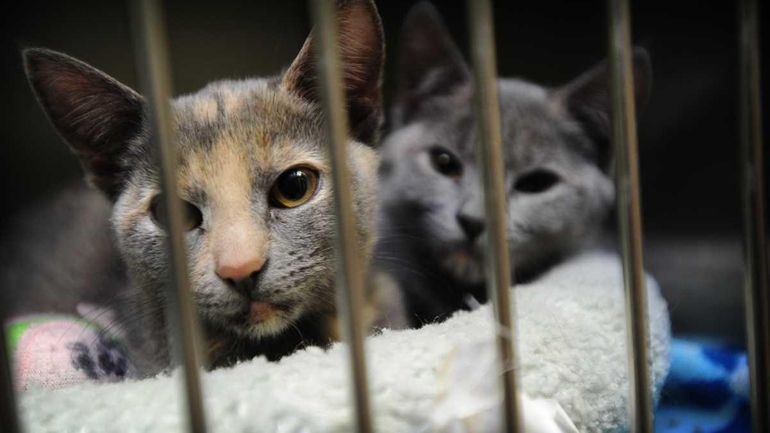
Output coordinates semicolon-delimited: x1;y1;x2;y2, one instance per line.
430;148;462;177
514;170;560;193
150;195;202;231
278;170;309;201
438;153;451;166
184;202;203;228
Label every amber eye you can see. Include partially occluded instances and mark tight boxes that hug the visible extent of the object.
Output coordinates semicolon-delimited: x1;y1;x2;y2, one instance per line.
270;166;319;208
429;146;463;178
149;195;203;231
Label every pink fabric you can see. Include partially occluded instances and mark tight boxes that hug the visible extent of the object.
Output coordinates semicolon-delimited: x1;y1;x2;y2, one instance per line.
14;320;97;391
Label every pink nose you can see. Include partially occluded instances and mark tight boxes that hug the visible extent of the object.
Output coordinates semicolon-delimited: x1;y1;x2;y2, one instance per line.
216;256;265;284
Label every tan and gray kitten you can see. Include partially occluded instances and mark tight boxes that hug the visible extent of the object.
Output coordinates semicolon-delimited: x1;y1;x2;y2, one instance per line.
15;0;383;375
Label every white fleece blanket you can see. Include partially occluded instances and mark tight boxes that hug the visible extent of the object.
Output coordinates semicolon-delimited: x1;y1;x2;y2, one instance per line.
19;252;670;433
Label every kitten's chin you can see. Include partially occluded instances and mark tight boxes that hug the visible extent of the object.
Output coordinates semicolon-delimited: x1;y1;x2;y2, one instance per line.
441;248;485;284
241;302;297;338
213;301;300;340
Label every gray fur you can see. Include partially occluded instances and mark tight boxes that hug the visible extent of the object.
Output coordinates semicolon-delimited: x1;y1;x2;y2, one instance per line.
376;3;650;325
11;0;384;375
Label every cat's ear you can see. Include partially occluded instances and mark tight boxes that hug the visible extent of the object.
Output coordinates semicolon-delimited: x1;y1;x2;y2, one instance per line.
391;2;470;126
552;47;652;152
23;48;144;199
282;0;384;145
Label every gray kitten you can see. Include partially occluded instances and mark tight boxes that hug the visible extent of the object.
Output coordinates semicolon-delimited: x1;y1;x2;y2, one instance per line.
376;3;651;325
8;0;384;375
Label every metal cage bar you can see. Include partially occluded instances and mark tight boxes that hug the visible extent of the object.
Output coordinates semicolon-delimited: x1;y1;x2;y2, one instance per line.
308;1;374;432
0;322;20;433
607;0;654;432
738;0;770;430
466;1;523;432
130;1;209;432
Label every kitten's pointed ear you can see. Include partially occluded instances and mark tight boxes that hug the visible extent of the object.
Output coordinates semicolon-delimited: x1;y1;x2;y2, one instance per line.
553;47;652;142
282;0;384;145
392;2;470;126
23;48;144;199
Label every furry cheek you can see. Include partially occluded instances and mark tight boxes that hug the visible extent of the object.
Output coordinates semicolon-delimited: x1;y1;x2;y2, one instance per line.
348;141;380;256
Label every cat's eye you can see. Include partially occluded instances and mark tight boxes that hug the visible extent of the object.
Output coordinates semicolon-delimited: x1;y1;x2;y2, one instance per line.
270;166;320;209
429;146;463;178
149;195;203;231
514;169;561;194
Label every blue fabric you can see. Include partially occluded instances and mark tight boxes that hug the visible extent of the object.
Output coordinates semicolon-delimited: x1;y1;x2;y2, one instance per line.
655;338;751;433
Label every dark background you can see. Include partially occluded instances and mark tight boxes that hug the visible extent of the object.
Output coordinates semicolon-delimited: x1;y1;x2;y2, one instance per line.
1;1;767;343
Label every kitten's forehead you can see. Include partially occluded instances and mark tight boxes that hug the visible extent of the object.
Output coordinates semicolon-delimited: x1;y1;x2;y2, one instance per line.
391;79;559;157
169;79;327;196
434;79;580;169
499;80;566;165
172;79;322;150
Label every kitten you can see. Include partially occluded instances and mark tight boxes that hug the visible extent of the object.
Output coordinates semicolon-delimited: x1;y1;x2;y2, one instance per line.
11;0;384;375
376;3;651;326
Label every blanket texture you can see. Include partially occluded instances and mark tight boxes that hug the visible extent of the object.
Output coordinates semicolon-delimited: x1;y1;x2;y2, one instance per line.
655;339;750;433
18;252;670;433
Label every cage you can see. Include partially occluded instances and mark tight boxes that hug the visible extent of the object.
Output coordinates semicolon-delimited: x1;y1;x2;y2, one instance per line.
0;1;766;432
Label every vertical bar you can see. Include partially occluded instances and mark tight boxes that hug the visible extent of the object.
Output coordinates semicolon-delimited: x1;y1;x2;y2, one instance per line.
0;322;20;433
607;1;653;432
130;1;208;432
308;1;374;433
466;1;522;432
739;0;770;430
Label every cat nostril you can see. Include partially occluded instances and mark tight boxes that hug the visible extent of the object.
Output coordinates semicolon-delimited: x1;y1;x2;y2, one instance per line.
220;271;259;297
457;213;485;241
216;257;265;283
223;273;259;297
